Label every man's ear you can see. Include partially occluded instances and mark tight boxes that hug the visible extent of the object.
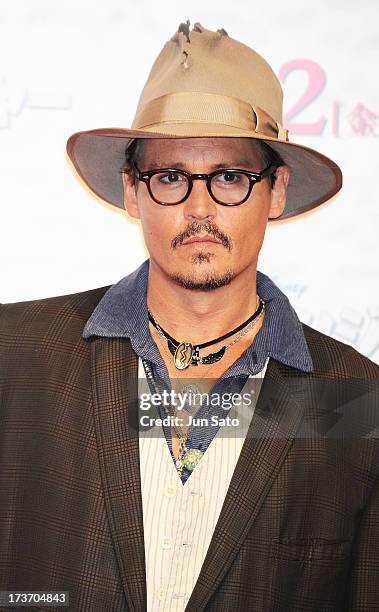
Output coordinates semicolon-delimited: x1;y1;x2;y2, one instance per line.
122;171;141;219
268;165;291;220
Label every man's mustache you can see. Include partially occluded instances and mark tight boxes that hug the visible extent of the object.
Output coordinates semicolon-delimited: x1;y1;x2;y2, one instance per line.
171;220;232;251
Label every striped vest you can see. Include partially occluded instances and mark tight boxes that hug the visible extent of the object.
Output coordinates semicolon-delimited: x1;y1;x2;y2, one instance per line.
138;357;269;611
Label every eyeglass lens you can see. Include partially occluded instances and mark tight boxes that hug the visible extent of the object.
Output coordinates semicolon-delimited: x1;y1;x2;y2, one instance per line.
149;171;251;205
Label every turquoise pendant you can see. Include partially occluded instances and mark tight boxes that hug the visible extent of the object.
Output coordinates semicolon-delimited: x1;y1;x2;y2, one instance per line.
182;448;204;471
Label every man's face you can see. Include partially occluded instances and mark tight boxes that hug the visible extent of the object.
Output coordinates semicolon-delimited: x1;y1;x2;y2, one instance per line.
122;137;289;290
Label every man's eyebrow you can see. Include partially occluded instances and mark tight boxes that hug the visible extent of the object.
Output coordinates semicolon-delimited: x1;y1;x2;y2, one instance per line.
141;160;261;170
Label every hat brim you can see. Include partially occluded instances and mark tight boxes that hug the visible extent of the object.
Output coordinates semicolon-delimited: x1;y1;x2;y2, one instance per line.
66;125;342;221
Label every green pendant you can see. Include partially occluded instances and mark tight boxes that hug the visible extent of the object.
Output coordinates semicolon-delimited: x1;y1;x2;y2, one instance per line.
182;449;204;471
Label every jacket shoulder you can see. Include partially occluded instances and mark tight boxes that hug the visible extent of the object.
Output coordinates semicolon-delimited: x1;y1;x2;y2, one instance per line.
301;321;379;379
0;285;111;341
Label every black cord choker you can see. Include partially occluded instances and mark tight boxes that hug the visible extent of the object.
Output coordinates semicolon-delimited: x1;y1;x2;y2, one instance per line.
148;298;265;370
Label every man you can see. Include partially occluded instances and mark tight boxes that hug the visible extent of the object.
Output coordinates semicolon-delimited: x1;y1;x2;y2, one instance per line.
1;21;378;612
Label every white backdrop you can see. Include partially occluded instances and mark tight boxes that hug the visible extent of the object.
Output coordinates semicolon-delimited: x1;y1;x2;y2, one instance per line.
1;0;378;363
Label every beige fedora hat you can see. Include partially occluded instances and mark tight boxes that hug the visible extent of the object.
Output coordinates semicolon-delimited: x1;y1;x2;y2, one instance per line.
66;21;342;221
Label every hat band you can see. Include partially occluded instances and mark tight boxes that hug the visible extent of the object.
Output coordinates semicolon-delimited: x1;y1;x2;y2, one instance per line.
132;91;289;141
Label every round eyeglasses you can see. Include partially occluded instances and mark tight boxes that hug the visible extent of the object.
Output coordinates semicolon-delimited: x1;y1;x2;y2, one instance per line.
123;163;278;206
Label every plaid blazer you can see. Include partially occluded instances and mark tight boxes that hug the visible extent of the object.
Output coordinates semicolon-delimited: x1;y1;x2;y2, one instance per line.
0;286;378;612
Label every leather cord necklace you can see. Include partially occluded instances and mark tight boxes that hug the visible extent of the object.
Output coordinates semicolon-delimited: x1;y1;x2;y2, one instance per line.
148;296;265;370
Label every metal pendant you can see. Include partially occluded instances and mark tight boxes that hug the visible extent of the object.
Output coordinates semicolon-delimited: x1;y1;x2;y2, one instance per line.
200;345;226;364
182;449;204;471
174;342;194;370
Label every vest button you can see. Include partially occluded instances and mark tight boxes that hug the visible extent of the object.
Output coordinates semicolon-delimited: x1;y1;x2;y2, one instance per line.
162;536;172;550
164;483;176;497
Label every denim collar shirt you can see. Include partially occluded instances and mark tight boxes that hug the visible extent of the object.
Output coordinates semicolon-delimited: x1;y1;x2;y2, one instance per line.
82;258;314;482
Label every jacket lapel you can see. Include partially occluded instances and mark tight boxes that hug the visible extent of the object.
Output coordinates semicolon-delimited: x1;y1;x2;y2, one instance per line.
90;336;145;612
185;358;308;612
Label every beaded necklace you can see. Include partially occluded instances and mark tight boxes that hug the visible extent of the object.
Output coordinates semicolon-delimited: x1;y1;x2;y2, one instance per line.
141;358;205;477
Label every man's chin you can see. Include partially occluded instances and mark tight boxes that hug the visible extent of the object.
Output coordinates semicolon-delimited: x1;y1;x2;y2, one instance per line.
169;269;235;291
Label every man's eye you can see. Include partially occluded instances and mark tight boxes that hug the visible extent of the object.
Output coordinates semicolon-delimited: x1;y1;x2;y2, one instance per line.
159;172;184;184
217;172;241;184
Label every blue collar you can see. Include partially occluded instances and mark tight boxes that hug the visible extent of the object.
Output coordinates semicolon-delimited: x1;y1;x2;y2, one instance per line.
82;258;313;378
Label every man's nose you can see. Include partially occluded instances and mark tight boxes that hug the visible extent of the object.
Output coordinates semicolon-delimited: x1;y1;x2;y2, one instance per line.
183;179;217;221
